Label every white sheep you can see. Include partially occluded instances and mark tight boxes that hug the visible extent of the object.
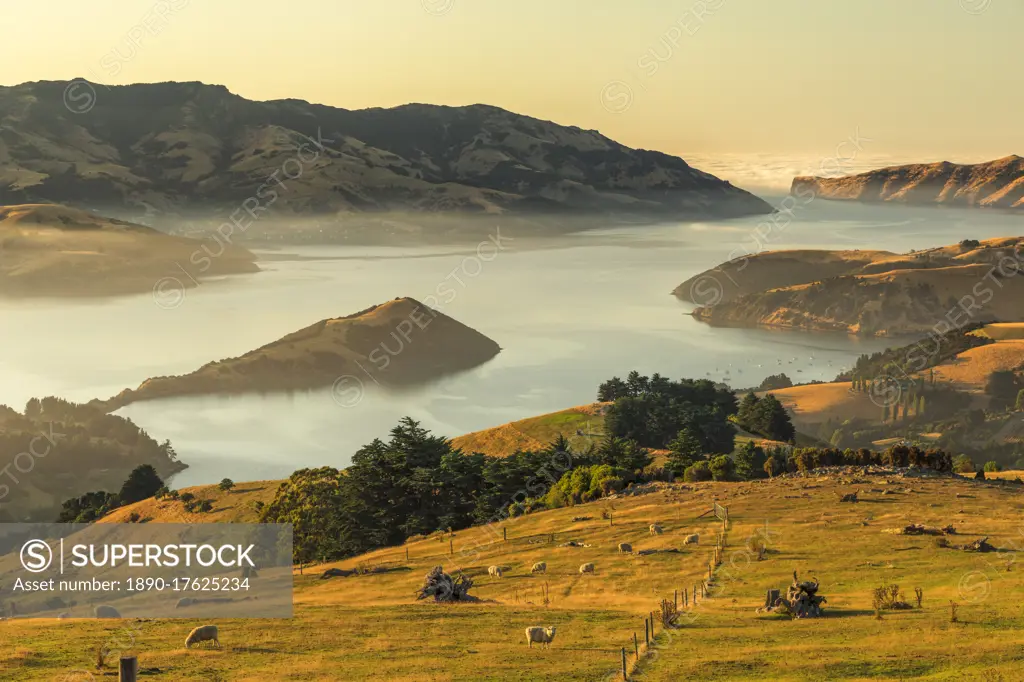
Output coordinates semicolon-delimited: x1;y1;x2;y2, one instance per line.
488;565;503;578
185;624;220;649
649;524;663;535
525;626;557;648
530;562;547;574
683;533;699;545
617;543;632;554
579;562;595;574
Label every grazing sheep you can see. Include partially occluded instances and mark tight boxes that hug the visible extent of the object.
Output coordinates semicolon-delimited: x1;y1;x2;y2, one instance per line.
650;524;663;535
531;562;547;574
683;533;699;545
488;565;503;578
525;626;557;648
579;562;595;574
185;625;220;649
93;605;121;619
617;543;632;554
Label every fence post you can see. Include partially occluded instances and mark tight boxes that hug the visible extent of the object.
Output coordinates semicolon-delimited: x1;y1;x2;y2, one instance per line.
634;631;639;659
503;527;507;542
645;617;649;645
449;539;453;555
674;589;678;611
622;647;628;681
119;656;138;682
405;546;409;561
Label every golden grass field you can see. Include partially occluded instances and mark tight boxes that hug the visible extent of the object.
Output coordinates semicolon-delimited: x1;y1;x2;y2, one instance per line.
450;404;609;458
927;339;1024;393
765;382;881;432
8;471;1024;680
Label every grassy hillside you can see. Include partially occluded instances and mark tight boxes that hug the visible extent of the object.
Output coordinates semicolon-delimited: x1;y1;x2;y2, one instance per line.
99;481;281;524
8;472;1024;680
450;403;609;457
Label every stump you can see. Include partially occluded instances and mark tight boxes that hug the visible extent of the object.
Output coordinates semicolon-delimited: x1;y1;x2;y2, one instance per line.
416;566;476;602
760;572;826;618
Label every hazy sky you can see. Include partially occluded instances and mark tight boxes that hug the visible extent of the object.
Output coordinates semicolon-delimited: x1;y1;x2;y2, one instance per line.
2;0;1020;161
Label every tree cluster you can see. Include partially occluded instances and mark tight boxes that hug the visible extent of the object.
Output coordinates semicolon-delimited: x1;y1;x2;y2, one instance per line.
735;392;795;442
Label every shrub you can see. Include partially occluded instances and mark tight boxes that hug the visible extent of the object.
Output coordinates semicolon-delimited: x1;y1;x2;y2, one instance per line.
198;499;214;513
952;454;975;473
544;464;624;508
179;492;195;503
984;461;1001;473
683;461;712;482
708;455;735;481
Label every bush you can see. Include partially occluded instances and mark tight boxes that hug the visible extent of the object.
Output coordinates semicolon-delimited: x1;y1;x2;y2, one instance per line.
683;461;712;482
708;455;735;481
179;492;195;503
984;461;1001;473
952;454;975;474
544;465;624;508
198;499;214;513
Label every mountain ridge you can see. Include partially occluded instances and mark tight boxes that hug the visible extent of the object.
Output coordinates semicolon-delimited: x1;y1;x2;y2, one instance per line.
0;80;772;237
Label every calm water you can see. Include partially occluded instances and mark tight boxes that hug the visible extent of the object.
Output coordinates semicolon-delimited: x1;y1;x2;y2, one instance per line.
1;195;1020;486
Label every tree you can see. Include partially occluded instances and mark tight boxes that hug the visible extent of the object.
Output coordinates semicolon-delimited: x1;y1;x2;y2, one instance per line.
984;461;1001;473
952;454;975;474
764;454;787;478
218;478;235;492
596;435;651;473
708;455;735;481
734;441;766;480
756;395;796;442
118;464;164;505
986;370;1019;408
667;427;703;475
737;392;760;428
179;492;195;504
1016;389;1024;412
683;461;712;482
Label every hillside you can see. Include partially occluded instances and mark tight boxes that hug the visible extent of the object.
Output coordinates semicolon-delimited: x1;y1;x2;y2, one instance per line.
0;80;772;242
9;471;1024;680
677;237;1024;336
791;155;1024;210
0;203;257;297
0;398;185;522
100;480;281;524
92;297;501;411
450;403;610;457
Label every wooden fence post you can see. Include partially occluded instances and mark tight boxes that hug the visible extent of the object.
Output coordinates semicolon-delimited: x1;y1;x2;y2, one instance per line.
405;546;409;561
645;617;649;645
622;647;628;681
119;656;138;682
503;527;507;542
634;631;639;659
449;539;453;555
674;589;678;611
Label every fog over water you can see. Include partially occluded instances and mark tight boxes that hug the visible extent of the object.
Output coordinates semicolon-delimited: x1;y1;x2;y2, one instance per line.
2;195;1020;486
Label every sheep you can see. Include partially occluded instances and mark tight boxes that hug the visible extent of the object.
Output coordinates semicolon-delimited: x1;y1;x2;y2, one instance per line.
649;524;663;535
488;565;503;578
93;605;121;619
525;625;557;648
530;562;547;574
617;543;632;554
579;562;595;574
185;625;220;649
683;533;699;545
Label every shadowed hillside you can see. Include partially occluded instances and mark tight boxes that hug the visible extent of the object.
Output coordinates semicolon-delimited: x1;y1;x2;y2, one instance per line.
0;80;772;242
0;203;257;297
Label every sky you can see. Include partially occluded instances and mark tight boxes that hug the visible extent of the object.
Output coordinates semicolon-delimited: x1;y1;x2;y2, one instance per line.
1;0;1020;164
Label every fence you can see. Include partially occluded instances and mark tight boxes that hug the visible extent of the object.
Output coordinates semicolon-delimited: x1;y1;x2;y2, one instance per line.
616;508;731;680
